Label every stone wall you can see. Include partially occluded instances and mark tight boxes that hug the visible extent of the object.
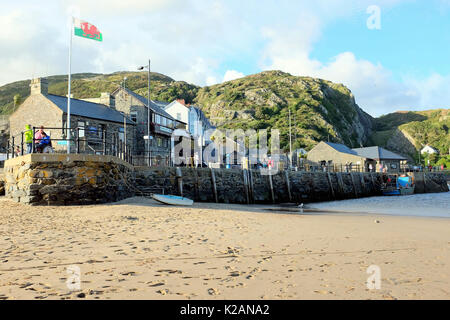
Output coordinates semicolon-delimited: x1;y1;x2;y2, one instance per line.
1;154;448;206
134;168;387;204
3;154;134;205
412;172;449;194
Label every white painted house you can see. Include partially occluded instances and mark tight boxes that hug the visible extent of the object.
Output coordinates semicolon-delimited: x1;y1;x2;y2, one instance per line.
421;145;439;155
164;99;214;147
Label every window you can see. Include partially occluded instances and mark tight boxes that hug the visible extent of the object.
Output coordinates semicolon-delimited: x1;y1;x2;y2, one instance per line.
78;121;85;138
157;137;162;147
118;127;125;142
155;114;161;124
177;113;181;120
99;124;106;138
162;117;167;126
130;112;137;123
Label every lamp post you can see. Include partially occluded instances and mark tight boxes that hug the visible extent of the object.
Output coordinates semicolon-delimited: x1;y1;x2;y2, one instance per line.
138;59;151;166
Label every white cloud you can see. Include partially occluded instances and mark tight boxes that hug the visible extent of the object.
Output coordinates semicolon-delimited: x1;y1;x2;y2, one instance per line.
223;70;245;82
260;14;449;116
0;0;447;117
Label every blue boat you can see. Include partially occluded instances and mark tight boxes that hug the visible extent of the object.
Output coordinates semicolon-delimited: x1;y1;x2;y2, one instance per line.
382;175;415;196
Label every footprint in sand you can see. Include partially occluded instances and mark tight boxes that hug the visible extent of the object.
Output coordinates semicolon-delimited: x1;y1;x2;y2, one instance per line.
156;289;170;295
208;288;220;296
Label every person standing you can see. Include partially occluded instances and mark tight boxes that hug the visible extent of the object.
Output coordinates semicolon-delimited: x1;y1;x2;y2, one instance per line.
24;124;33;154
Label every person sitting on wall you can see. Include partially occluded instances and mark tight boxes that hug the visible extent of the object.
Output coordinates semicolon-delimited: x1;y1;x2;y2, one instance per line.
34;126;45;145
36;132;51;153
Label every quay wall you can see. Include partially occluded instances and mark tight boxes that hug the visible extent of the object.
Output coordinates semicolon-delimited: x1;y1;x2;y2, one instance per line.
2;154;134;205
134;168;385;204
1;154;449;205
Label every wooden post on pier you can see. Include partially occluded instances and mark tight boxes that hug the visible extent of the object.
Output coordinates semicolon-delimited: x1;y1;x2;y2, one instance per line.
210;168;218;203
350;172;358;197
285;170;292;202
176;167;183;197
359;173;365;194
248;170;255;203
327;172;336;199
337;172;345;195
370;173;376;192
268;172;275;204
243;169;250;204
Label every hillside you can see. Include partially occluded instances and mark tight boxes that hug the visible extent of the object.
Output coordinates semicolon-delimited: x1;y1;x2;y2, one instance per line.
0;70;374;152
1;70;447;158
370;109;449;161
0;71;199;115
195;71;374;151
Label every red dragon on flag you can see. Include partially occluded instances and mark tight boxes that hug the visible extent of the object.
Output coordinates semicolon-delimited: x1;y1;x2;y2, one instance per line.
74;18;103;42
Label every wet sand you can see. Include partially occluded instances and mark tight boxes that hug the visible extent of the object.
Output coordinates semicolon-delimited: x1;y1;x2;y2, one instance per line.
0;196;449;300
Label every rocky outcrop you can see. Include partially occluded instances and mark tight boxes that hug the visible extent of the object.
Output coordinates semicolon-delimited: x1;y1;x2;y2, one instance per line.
195;70;374;150
385;129;418;162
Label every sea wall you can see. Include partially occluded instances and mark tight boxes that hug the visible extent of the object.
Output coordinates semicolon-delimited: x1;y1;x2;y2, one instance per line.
3;154;134;205
412;172;449;194
2;154;448;206
135;168;385;204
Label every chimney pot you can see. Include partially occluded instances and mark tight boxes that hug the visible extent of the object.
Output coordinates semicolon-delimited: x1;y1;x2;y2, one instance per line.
30;78;48;95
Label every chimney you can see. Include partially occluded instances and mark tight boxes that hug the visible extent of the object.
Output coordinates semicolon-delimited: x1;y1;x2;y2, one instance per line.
30;78;48;95
99;92;110;105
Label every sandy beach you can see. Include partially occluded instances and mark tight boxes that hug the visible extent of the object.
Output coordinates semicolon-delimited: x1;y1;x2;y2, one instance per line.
0;196;449;300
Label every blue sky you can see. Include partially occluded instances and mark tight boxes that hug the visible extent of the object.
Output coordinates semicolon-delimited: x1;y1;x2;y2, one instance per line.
0;0;449;116
311;0;450;79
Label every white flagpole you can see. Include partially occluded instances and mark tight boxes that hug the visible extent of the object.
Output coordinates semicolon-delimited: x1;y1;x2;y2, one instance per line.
67;17;73;154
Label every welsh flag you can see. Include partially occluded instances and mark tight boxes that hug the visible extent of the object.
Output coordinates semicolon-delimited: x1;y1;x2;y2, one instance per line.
73;18;103;42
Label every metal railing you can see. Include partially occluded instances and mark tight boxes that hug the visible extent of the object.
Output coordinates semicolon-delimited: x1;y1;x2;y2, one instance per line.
6;126;133;164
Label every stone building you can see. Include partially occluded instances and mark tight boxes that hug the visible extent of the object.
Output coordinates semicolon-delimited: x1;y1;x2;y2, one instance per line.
9;78;134;154
110;87;184;166
307;141;407;172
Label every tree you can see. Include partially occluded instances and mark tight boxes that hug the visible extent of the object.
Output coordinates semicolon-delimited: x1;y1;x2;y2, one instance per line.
13;94;21;110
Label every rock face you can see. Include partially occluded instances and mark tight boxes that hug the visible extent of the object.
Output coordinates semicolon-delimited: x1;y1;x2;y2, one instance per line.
371;109;450;159
195;71;374;150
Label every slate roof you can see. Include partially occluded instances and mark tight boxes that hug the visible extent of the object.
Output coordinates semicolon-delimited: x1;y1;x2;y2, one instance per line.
352;146;407;160
46;94;133;124
323;142;406;160
120;88;175;121
324;142;358;155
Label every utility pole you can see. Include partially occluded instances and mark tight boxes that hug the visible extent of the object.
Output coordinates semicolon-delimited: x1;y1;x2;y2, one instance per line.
147;59;151;167
289;108;292;169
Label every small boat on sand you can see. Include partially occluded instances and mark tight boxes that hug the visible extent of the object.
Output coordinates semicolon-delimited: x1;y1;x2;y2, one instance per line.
152;194;194;206
382;175;415;196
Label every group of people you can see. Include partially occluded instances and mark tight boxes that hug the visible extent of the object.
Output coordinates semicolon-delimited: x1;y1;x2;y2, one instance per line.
23;125;52;154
